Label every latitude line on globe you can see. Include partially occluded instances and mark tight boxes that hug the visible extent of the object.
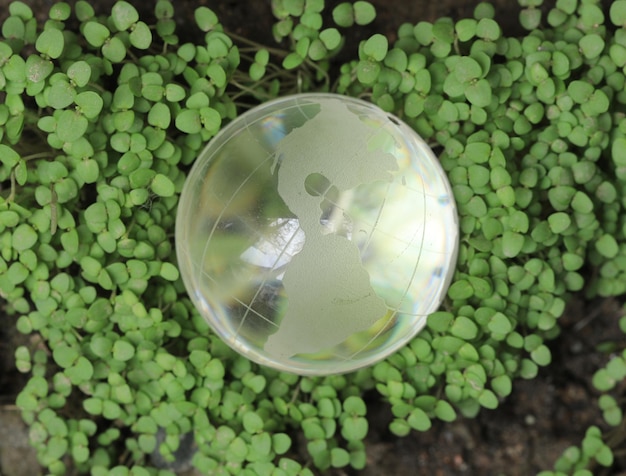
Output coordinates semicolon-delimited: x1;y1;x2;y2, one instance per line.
344;186;429;361
200;269;280;328
232;219;307;341
197;151;277;296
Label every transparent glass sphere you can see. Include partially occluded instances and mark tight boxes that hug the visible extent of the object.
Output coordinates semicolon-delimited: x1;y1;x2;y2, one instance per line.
176;93;458;375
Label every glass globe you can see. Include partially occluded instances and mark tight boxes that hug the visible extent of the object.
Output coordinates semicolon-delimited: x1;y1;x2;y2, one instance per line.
176;93;458;375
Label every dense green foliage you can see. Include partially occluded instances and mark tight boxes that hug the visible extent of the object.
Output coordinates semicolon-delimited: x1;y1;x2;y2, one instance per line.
1;0;626;474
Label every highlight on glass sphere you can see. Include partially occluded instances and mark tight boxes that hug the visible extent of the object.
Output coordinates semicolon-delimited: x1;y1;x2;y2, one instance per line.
176;93;459;376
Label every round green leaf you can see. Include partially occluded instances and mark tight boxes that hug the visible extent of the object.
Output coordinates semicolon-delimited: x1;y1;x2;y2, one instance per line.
112;1;139;31
151;173;175;197
83;21;110;47
456;18;477;41
56;110;88;143
113;340;135;362
2;16;25;40
48;81;75;109
75;91;103;119
200;107;221;133
67;61;91;87
450;316;478;339
407;408;431;431
12;223;38;251
102;35;126;62
465;79;492;107
148;102;171;129
332;3;354;28
579;34;605;60
243;412;264;434
610;0;626;26
130;21;152;49
35;28;64;59
455;57;482;83
353;1;376;25
195;6;218;32
530;345;551;366
320;28;341;50
53;345;79;368
478;389;498;409
547;212;571;234
596;234;619;258
330;447;350;468
159;262;179;281
448;279;473;300
0;144;20;168
26;55;53;83
363;34;388;62
175;109;201;133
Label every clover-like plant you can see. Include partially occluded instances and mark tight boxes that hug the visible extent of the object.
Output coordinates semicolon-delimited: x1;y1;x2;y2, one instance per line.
2;0;626;475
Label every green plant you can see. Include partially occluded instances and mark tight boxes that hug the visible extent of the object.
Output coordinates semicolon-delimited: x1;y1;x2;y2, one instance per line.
2;0;626;474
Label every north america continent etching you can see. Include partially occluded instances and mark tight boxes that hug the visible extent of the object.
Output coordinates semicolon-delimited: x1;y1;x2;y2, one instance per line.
264;99;399;358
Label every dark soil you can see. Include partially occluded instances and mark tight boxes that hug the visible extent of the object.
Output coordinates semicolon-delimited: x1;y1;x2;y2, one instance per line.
2;1;626;475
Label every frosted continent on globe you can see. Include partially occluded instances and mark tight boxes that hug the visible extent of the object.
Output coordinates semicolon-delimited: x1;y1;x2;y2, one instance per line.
176;94;458;375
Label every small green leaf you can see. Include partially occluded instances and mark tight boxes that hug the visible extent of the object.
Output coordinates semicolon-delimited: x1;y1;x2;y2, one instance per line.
363;34;388;62
407;408;431;431
2;16;25;40
450;316;478;339
478;389;498;409
175;109;202;134
148;102;171;129
113;340;135;362
75;91;103;119
530;345;551;366
356;59;380;84
26;55;53;83
83;21;110;47
112;1;139;31
341;416;368;440
320;28;341;50
519;8;541;31
333;3;354;28
502;231;524;258
282;52;304;70
610;0;626;26
159;262;179;281
67;60;91;87
465;78;492;107
547;212;571;234
243;412;264;434
476;18;500;40
53;345;79;368
200;107;221;133
130;21;152;49
488;312;512;334
195;7;218;32
596;234;619;258
151;173;175;197
579;34;605;60
102;35;126;62
57;110;88;143
12;224;38;251
448;279;473;300
456;18;477;41
353;1;376;25
48;81;75;109
455;57;482;83
35;28;64;59
0;144;20;168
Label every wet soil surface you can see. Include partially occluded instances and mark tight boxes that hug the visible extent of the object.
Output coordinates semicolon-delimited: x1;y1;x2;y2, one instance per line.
1;1;626;475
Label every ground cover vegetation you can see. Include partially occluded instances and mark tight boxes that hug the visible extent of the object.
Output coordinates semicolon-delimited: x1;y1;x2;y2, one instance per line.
0;0;625;474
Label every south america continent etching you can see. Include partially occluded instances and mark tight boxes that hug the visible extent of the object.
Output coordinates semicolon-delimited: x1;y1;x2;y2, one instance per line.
264;99;399;358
